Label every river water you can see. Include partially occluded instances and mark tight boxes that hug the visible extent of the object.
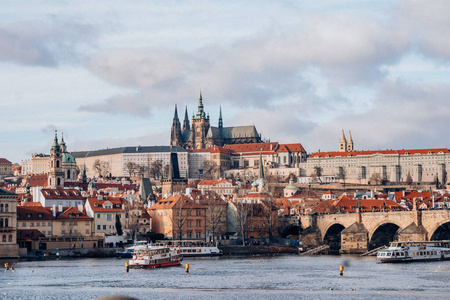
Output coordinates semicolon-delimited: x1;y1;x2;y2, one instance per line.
1;254;450;299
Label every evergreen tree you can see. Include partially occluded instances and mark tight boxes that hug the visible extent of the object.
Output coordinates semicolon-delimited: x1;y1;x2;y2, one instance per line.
116;214;123;236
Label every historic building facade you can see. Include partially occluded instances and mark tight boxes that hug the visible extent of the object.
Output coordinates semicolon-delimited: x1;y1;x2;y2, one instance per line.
300;132;450;184
0;188;19;258
170;92;262;149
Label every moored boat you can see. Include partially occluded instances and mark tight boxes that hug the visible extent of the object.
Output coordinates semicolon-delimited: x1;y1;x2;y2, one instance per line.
128;245;182;269
116;241;149;258
177;246;223;257
377;240;450;263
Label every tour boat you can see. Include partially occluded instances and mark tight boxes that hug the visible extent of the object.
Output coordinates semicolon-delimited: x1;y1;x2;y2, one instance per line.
177;246;223;257
377;241;450;263
128;245;182;269
116;241;149;258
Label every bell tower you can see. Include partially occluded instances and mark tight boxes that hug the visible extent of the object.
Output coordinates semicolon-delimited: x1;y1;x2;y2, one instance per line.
191;92;210;149
48;131;65;188
170;104;183;147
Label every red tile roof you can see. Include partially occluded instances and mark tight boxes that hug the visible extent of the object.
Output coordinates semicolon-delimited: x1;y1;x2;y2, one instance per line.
17;205;54;220
55;207;92;220
0;158;11;164
310;148;450;158
40;188;84;199
86;197;125;212
26;174;48;187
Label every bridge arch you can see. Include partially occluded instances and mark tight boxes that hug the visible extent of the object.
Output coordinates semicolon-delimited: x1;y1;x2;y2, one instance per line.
322;222;346;252
369;222;401;250
430;221;450;240
281;224;299;238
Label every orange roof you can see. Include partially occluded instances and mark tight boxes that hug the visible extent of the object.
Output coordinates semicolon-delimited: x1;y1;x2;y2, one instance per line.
55;207;92;220
149;194;205;210
17;205;54;220
86;197;125;212
40;188;84;199
26;174;48;187
310;148;450;158
277;143;306;153
224;142;279;154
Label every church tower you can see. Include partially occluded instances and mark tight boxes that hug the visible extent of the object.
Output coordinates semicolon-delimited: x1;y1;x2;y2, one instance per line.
182;106;190;131
48;131;65;188
347;131;354;151
218;106;223;130
339;130;347;152
191;92;210;149
170;104;183;147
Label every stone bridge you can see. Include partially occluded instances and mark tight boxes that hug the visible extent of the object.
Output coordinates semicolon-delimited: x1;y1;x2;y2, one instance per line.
298;208;450;254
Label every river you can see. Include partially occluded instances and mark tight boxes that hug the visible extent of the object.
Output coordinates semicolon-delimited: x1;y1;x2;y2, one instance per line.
1;254;450;299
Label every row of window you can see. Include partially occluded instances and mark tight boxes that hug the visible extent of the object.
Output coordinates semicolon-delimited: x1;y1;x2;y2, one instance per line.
20;221;90;227
0;218;9;227
97;225;115;230
0;204;9;212
2;235;13;242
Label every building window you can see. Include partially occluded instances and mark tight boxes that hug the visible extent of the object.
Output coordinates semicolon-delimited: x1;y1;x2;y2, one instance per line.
30;222;34;227
48;222;52;226
5;204;8;212
97;225;100;230
62;230;65;234
0;204;3;212
62;221;65;226
97;214;101;219
196;220;201;227
86;229;90;234
85;221;90;226
36;222;40;227
2;235;6;242
107;214;112;221
103;225;107;230
48;231;52;235
22;222;26;227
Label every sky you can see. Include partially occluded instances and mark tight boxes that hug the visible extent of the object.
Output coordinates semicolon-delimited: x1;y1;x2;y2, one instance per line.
1;0;450;164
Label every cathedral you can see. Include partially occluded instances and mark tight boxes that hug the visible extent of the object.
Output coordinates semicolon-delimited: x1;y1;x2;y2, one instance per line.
170;93;262;149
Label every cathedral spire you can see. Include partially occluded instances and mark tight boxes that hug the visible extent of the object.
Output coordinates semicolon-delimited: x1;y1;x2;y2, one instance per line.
196;91;206;119
347;130;354;151
183;106;190;131
173;104;179;120
170;104;182;147
339;130;347;152
258;149;264;180
218;106;223;129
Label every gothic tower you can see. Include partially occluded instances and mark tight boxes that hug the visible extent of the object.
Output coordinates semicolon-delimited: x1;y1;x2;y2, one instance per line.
339;130;347;152
170;104;182;147
48;131;65;188
182;106;190;131
347;131;354;151
191;92;210;149
218;106;223;130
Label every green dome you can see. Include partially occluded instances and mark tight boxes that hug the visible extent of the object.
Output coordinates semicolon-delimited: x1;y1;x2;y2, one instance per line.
62;152;76;163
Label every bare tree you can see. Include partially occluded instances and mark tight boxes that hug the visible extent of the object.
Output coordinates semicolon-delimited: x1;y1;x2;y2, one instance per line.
369;173;382;185
150;159;163;179
169;197;195;241
201;161;219;180
258;198;279;244
234;201;253;246
203;192;227;244
125;162;139;177
93;159;102;177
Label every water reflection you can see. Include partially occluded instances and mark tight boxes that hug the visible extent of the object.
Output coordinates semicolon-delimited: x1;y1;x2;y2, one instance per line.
1;255;450;300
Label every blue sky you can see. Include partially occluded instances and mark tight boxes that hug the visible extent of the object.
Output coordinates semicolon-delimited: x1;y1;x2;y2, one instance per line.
1;0;450;164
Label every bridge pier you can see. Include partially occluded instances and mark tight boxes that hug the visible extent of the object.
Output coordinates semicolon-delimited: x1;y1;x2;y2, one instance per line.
397;222;428;242
340;222;369;254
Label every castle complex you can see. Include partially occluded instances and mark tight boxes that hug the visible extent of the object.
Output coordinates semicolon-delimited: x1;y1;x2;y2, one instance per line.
170;93;262;149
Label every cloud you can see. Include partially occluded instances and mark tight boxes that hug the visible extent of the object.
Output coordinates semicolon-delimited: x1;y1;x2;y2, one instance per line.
0;18;97;66
398;0;450;61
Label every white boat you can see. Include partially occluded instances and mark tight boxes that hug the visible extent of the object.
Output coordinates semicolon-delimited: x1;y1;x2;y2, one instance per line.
177;246;223;257
377;240;450;263
116;241;149;258
128;245;182;269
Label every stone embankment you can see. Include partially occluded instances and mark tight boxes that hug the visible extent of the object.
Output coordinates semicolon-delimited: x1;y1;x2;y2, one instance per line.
219;245;298;255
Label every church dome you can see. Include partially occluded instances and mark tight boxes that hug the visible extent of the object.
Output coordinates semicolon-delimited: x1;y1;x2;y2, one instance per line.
62;152;76;163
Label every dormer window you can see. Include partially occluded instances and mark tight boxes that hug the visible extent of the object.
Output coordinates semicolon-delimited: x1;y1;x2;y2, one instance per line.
38;214;42;218
27;214;31;218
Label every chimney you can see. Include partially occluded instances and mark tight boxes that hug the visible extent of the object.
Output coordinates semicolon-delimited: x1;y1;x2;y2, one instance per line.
52;204;56;217
78;203;83;212
58;204;63;213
